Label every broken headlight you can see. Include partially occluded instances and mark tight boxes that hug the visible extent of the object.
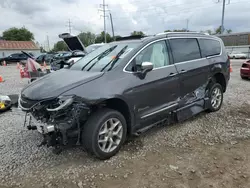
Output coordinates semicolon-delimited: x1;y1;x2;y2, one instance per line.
47;95;74;112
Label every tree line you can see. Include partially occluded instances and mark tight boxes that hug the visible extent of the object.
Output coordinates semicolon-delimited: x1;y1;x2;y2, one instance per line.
0;26;233;52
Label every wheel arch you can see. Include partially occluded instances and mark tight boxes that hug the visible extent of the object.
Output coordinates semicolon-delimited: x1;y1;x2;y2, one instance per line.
211;72;227;92
95;97;134;135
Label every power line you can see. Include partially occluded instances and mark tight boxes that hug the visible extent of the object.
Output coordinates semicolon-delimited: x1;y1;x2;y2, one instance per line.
112;0;249;21
98;0;109;43
67;19;72;34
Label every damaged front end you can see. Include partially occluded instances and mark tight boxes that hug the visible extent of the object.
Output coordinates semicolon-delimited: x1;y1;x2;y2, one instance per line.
19;95;90;153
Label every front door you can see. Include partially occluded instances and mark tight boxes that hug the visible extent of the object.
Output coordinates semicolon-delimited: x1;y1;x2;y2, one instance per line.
124;39;180;127
168;38;210;106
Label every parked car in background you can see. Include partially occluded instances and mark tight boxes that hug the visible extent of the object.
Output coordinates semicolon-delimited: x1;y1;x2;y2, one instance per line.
228;51;247;59
36;53;55;64
50;33;88;71
0;52;34;65
19;32;230;160
240;59;250;79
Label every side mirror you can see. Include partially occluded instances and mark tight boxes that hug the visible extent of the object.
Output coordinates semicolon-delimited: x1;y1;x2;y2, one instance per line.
141;62;153;72
134;62;153;79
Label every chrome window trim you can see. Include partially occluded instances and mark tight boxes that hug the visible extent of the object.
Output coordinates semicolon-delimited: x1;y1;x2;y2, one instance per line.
174;58;207;65
141;103;178;119
123;36;223;73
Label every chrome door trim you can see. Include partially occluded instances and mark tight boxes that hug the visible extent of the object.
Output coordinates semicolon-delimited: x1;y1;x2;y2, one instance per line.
141;103;178;119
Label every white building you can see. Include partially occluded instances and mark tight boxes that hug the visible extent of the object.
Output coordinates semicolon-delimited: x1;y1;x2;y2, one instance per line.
0;40;40;58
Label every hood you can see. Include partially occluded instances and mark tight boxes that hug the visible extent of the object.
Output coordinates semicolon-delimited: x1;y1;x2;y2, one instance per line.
21;69;104;100
59;33;87;53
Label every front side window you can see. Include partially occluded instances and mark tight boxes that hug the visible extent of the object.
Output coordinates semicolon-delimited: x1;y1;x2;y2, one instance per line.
126;40;170;72
199;39;221;57
169;38;201;63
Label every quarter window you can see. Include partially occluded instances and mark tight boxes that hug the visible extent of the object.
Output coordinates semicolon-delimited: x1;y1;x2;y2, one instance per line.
127;40;170;72
169;38;201;63
199;39;221;57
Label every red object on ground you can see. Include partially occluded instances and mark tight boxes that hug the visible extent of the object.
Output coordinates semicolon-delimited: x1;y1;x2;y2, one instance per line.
240;60;250;79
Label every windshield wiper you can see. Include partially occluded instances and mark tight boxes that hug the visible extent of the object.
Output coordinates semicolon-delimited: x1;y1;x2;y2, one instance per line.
82;45;117;71
100;45;128;72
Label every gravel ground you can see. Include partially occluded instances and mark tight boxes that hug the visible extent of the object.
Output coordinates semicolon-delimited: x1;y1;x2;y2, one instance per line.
0;61;250;188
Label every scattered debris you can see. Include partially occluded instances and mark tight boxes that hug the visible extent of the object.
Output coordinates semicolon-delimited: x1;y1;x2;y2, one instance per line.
231;141;238;145
169;165;179;171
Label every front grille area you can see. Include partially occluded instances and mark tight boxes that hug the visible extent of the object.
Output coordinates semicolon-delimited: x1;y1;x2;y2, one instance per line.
19;95;40;110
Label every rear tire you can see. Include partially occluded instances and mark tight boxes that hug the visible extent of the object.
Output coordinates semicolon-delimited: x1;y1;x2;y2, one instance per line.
207;83;223;112
82;108;127;160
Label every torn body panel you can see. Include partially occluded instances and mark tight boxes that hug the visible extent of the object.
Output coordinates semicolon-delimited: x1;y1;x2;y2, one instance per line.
175;82;210;122
20;95;91;152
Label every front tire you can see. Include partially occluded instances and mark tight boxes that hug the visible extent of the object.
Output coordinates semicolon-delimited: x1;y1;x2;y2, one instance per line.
82;108;127;160
207;83;223;112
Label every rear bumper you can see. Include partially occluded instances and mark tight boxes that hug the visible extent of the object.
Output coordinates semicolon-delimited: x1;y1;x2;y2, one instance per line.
240;68;250;77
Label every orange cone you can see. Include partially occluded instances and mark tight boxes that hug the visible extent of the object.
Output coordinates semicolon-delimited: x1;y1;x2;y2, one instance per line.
43;61;47;69
230;62;233;73
0;75;3;82
17;62;20;69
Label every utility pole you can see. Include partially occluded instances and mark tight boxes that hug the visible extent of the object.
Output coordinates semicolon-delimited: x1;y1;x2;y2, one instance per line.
110;12;115;39
98;0;109;43
67;19;72;34
46;35;50;51
186;19;189;32
221;0;226;34
103;0;106;43
218;0;230;34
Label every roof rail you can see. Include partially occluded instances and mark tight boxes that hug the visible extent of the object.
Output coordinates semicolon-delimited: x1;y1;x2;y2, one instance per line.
156;32;207;36
115;35;144;41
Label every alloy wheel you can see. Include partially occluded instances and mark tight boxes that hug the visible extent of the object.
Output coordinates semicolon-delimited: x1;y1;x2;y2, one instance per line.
211;87;222;109
98;118;123;153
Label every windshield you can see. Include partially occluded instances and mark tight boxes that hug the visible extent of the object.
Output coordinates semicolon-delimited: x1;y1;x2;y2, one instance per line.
70;41;140;72
85;44;103;53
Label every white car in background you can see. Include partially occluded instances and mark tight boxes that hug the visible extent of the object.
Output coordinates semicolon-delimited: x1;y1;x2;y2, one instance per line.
228;51;247;59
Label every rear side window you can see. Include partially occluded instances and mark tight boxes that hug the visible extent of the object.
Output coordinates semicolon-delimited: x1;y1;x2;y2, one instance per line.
169;38;201;63
199;39;221;57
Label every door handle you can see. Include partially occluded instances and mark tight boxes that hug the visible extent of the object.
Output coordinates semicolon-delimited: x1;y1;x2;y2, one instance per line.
168;73;177;77
180;69;187;73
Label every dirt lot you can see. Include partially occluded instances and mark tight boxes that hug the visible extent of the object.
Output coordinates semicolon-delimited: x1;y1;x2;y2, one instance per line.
0;60;250;188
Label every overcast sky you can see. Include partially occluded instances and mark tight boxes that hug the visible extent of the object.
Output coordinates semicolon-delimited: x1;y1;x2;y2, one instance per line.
0;0;250;48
